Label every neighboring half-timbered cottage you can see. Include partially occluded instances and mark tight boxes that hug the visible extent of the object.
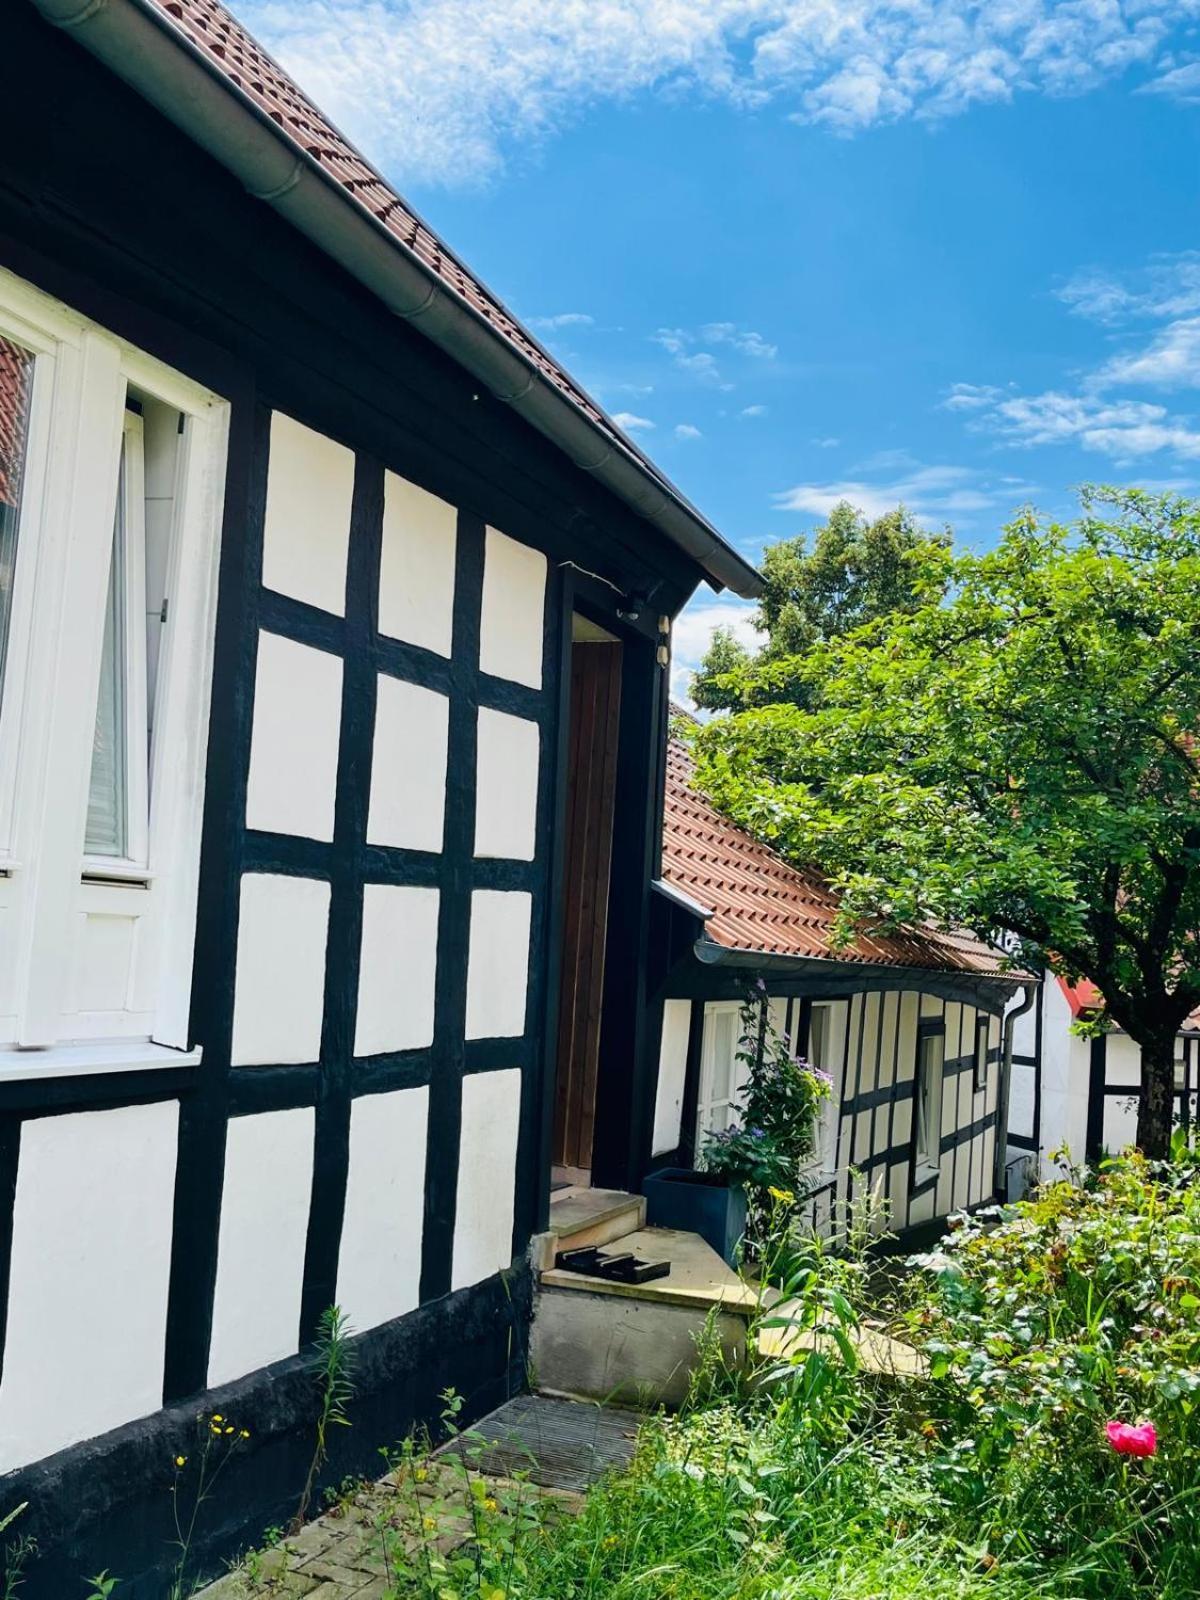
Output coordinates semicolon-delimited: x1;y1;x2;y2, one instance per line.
1007;975;1200;1184
647;740;1033;1240
0;2;761;1588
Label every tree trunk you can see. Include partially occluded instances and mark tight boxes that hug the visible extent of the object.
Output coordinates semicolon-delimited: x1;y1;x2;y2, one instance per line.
1136;1029;1176;1160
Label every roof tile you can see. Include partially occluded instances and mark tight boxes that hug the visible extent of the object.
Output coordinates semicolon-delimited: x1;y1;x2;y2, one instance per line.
662;739;1009;977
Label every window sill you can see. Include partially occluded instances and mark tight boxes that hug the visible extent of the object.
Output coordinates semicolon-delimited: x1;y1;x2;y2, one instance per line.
0;1040;201;1083
912;1160;940;1190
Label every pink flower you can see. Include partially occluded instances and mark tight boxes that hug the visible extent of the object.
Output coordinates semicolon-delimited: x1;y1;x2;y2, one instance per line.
1106;1421;1157;1458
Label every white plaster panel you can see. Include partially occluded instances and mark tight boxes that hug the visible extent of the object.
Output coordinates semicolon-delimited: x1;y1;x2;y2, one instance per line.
0;1102;178;1471
876;993;898;1087
652;999;692;1156
379;470;456;656
909;1182;937;1227
892;1097;912;1146
465;890;532;1039
337;1087;428;1332
858;993;881;1095
888;1160;910;1230
452;1067;522;1290
367;675;449;852
208;1108;314;1388
1107;1035;1143;1088
478;528;546;689
261;412;353;615
246;632;343;842
474;708;539;861
1104;1091;1140;1155
354;885;439;1056
1010;1061;1037;1140
231;875;329;1066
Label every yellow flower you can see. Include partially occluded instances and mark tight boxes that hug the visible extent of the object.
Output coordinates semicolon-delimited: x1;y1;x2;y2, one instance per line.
484;1498;498;1513
768;1186;795;1205
414;1467;428;1483
224;1426;235;1435
212;1414;223;1423
240;1429;250;1440
174;1456;187;1469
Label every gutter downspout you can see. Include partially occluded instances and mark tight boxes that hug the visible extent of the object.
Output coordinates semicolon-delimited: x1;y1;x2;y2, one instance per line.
994;983;1037;1200
29;0;762;600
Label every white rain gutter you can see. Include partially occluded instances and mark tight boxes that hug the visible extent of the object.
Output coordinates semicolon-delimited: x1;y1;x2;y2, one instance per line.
29;0;763;600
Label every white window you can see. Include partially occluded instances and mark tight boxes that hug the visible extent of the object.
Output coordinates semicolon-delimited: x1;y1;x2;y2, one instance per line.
0;268;227;1063
914;1023;945;1182
973;1013;990;1093
803;1001;838;1175
696;1001;748;1147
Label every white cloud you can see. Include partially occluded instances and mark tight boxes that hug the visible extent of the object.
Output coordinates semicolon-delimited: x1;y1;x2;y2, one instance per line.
652;323;774;388
240;1;1198;186
742;404;770;418
808;433;838;446
612;411;655;432
1141;58;1200;102
774;461;1018;522
941;381;1005;411
1057;254;1200;324
675;422;703;439
527;311;595;330
949;250;1200;462
670;597;761;708
1091;317;1200;389
701;323;778;358
989;391;1200;457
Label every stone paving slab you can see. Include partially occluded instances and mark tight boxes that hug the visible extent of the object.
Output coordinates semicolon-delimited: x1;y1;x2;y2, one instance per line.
197;1396;631;1598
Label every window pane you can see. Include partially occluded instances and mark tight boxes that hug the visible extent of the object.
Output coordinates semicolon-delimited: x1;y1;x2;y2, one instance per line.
85;451;129;857
710;1011;735;1102
0;336;35;715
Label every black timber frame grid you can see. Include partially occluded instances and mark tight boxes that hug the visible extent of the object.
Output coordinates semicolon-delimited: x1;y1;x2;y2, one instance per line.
164;403;560;1400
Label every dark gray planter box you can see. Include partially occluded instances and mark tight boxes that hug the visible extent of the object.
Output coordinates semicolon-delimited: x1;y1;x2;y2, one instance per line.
642;1167;747;1266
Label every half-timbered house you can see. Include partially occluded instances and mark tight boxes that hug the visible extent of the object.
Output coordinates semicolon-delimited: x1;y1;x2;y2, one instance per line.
0;1;762;1588
645;739;1033;1240
1007;975;1200;1183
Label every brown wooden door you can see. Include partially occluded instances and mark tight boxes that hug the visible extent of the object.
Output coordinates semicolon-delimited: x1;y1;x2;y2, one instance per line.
552;640;622;1175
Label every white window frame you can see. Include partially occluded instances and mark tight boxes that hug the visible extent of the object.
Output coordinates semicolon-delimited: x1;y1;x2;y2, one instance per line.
0;266;228;1063
802;1001;839;1179
972;1012;990;1094
696;1000;748;1149
83;409;150;874
913;1021;945;1185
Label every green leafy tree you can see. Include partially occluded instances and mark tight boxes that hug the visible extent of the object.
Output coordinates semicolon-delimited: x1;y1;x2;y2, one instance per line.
691;502;949;711
695;489;1200;1159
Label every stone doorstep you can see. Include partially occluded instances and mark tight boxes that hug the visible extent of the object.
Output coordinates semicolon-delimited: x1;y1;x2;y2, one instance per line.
541;1225;759;1316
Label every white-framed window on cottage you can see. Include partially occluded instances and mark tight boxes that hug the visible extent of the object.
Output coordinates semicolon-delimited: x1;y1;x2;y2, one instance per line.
913;1020;945;1183
803;1001;838;1177
972;1012;990;1093
0;267;228;1060
695;1001;748;1152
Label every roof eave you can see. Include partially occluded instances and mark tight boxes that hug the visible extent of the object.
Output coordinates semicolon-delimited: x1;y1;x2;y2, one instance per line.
700;934;1036;985
31;0;763;601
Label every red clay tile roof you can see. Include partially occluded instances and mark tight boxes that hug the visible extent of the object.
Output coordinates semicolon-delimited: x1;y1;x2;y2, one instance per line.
1057;976;1200;1031
138;1;662;469
662;738;1011;976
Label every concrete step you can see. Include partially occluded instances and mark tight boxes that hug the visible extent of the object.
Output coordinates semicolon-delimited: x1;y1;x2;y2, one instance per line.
532;1226;758;1408
545;1186;646;1259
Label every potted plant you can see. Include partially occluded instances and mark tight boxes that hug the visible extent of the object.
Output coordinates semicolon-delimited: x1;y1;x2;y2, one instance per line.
645;987;832;1264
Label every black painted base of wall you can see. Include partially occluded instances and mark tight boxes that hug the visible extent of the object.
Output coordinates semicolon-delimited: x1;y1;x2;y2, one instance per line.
0;1266;532;1598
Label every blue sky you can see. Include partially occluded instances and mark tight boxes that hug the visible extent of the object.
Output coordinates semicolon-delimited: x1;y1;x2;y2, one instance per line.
243;1;1200;699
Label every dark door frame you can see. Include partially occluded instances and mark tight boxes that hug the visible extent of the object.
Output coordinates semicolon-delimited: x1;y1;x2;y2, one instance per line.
535;572;667;1216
